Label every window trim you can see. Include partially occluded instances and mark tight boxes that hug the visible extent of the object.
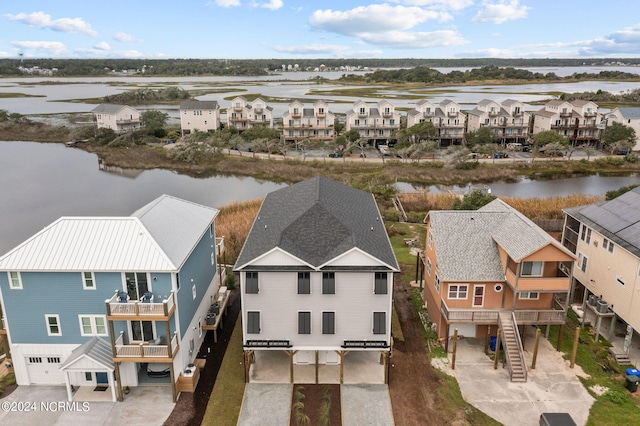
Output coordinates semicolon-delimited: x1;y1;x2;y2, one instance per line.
426;258;432;276
297;272;311;295
82;272;95;290
45;314;62;336
578;252;588;273
322;311;335;335
434;275;440;292
322;272;335;295
78;315;107;336
448;284;468;300
518;291;539;300
521;261;544;277
374;272;388;295
373;311;386;335
247;311;261;334
298;311;311;335
8;271;22;289
245;272;259;294
603;238;615;254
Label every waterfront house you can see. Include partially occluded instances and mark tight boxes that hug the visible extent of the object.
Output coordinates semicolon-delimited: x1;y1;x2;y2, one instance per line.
179;100;221;136
466;99;530;145
561;186;640;362
345;100;400;146
281;100;335;143
227;96;273;131
0;195;224;402
532;100;601;145
234;176;399;384
423;199;575;381
91;104;141;134
605;107;640;152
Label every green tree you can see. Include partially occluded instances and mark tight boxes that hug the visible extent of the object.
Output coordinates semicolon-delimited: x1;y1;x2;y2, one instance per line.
141;110;169;137
240;126;280;142
606;184;639;200
452;190;497;210
333;118;345;135
602;122;636;150
465;127;499;146
344;129;360;143
532;130;567;148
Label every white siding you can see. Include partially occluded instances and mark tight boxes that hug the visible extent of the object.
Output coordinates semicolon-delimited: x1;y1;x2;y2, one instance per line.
251;249;308;267
11;343;77;385
325;249;386;267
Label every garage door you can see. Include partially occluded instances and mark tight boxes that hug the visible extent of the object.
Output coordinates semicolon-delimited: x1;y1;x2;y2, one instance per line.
25;356;65;385
448;324;476;338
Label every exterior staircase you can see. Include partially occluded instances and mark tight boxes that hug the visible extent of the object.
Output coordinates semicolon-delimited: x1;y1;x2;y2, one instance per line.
498;311;527;382
610;348;632;366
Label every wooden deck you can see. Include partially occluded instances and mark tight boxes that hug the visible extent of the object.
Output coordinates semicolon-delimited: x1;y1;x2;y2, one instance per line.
202;290;231;342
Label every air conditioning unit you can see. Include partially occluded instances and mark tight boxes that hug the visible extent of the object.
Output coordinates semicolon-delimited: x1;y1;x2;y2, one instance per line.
597;299;608;314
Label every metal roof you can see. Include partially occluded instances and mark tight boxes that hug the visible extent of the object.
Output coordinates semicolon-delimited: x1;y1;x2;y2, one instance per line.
615;107;640;119
0;195;218;272
60;337;114;371
235;176;399;271
91;104;134;114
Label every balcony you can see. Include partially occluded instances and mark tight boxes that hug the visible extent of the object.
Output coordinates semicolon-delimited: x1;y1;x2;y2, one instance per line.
0;315;6;334
488;111;499;117
583;111;596;117
216;236;225;257
358;111;368;117
505;268;571;292
106;290;175;321
381;111;393;117
513;110;523;116
115;118;140;124
254;107;263;114
316;110;326;117
559;111;572;118
441;300;566;325
448;111;458;117
233;105;244;111
423;111;434;117
291;111;302;118
113;331;179;362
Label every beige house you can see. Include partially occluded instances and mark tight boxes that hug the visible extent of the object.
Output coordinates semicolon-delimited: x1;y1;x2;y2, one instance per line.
561;186;640;357
91;104;141;134
281;100;335;143
227;96;273;131
532;100;601;145
345;100;400;145
466;99;530;144
406;99;467;147
605;107;640;152
179;100;220;135
424;199;575;382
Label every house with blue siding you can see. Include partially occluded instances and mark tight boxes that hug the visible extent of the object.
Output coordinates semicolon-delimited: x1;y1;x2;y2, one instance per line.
0;195;223;402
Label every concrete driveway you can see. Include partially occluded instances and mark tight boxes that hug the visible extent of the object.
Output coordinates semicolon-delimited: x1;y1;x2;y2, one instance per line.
433;329;595;426
0;385;174;426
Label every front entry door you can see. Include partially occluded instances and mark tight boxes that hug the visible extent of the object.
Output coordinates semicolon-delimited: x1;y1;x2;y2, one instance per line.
96;372;108;386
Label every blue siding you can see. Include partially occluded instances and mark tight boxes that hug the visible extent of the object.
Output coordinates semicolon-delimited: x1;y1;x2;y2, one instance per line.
176;225;217;337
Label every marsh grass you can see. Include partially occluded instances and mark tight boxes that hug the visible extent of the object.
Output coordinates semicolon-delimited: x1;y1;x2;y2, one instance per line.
215;199;262;264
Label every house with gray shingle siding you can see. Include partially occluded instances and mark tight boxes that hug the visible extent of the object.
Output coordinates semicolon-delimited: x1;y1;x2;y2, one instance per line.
235;176;399;384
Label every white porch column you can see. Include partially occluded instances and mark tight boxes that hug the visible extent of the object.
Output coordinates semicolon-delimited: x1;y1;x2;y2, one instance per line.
64;372;73;402
109;369;117;402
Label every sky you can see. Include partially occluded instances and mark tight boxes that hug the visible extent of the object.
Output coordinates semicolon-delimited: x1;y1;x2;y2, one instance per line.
2;1;640;60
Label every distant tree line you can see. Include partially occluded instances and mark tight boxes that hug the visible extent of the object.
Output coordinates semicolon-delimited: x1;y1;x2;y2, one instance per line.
557;88;640;103
103;87;190;105
2;58;640;77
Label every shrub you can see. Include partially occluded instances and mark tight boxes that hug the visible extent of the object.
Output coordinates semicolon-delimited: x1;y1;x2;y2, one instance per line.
226;272;236;290
2;373;16;385
406;211;427;223
383;209;401;222
594;156;625;167
454;161;480;170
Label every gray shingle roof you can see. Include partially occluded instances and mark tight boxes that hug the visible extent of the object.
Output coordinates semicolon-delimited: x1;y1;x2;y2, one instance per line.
564;186;640;257
180;100;219;110
615;108;640;119
235;176;399;271
91;104;132;114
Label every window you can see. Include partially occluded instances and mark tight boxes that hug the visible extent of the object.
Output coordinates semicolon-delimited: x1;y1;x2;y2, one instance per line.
125;272;149;301
247;311;260;334
521;261;543;277
373;312;386;335
580;225;591;244
85;372;93;381
245;272;259;294
427;230;433;248
426;259;432;276
374;272;388;294
434;275;440;292
45;314;61;336
519;291;539;300
131;320;154;341
322;272;335;294
448;284;468;299
298;272;311;294
298;311;311;334
578;252;588;273
322;312;335;334
79;315;107;336
82;272;95;289
192;283;196;300
603;238;615;253
47;357;61;364
8;271;22;289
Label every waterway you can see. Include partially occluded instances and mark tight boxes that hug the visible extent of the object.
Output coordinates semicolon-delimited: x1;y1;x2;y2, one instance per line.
0;141;637;256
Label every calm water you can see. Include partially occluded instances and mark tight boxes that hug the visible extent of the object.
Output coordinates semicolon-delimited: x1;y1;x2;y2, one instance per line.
1;141;638;255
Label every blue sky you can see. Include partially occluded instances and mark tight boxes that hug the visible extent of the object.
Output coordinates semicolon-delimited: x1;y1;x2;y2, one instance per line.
2;1;640;59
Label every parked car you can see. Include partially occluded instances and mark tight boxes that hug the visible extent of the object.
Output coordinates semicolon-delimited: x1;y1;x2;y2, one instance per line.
539;413;577;426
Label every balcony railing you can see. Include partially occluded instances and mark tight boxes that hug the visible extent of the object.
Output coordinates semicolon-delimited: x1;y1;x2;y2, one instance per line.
423;111;434;117
106;290;175;320
116;118;140;124
0;316;6;334
441;301;501;323
441;299;566;325
114;331;179;360
216;236;225;257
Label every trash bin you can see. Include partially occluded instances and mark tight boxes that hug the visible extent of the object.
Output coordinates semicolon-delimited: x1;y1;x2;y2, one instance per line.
627;368;640;377
626;375;640;392
490;336;497;352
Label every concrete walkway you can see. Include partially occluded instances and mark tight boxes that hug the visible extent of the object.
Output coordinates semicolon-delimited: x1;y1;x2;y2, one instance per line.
341;384;394;426
433;327;595;426
0;385;174;426
237;384;292;426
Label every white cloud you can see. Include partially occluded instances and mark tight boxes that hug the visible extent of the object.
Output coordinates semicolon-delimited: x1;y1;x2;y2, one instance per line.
250;0;283;10
113;32;141;43
578;24;640;56
359;30;467;48
0;51;12;58
94;41;111;51
310;4;444;35
11;40;68;55
389;0;473;11
5;11;98;36
272;44;351;55
213;0;240;7
472;0;530;24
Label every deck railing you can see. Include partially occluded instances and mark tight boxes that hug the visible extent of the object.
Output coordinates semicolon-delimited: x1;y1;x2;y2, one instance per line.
114;331;178;359
106;290;175;318
441;300;566;325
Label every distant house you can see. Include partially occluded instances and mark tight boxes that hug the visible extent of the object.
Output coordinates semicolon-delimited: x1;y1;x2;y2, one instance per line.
466;99;530;144
0;195;224;402
281;100;335;143
605;107;640;152
179;100;220;136
91;104;141;134
227;96;273;131
345;100;400;145
532;100;601;145
234;176;399;384
561;186;640;359
406;99;466;147
423;199;576;382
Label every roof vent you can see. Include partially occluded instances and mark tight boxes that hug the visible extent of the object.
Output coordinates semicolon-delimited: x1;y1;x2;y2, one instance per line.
371;226;374;231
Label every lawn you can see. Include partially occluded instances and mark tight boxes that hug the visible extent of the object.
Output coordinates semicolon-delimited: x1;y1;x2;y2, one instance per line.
201;316;245;426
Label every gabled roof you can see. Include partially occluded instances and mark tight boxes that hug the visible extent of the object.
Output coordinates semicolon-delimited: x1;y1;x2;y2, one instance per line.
564;186;640;258
180;100;219;110
613;107;640;119
428;199;575;281
235;176;399;271
91;104;134;114
60;337;114;371
0;195;218;272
